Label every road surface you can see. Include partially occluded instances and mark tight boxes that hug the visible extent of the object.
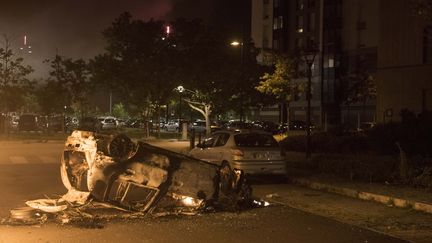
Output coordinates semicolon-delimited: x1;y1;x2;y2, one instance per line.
0;141;407;243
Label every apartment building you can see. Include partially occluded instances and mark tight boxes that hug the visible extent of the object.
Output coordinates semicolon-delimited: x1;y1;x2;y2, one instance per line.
251;0;432;126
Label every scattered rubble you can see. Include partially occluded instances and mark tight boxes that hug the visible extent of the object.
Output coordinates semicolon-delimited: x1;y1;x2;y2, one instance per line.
5;130;269;226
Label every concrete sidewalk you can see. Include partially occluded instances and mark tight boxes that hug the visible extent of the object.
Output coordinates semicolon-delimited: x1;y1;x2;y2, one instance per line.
284;168;432;214
144;138;432;215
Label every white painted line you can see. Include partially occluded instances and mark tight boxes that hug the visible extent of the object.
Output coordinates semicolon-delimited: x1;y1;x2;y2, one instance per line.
10;156;28;164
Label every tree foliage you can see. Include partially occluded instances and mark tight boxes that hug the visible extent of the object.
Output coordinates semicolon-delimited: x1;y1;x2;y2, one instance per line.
39;55;92;115
112;102;129;119
0;35;34;112
343;72;377;105
91;12;262;121
256;55;304;103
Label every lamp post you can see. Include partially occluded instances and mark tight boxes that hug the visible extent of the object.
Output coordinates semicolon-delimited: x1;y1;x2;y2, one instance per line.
176;85;185;127
230;40;245;122
303;50;317;160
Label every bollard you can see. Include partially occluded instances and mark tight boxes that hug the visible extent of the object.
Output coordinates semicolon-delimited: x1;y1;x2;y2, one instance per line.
190;129;195;149
182;122;188;140
198;132;202;145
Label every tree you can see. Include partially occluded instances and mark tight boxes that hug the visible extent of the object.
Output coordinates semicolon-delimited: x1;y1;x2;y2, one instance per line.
92;13;262;134
44;55;92;116
176;87;213;136
339;71;377;128
255;54;304;124
112;103;129;119
0;35;34;113
91;13;177;122
344;73;377;107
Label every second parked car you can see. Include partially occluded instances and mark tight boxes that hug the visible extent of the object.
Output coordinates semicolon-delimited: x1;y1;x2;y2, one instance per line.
98;117;117;130
189;130;287;176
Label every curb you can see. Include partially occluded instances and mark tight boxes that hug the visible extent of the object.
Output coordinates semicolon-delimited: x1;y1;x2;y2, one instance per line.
291;177;432;214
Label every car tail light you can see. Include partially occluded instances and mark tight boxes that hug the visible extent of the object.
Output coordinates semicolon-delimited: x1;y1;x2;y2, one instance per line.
230;149;244;158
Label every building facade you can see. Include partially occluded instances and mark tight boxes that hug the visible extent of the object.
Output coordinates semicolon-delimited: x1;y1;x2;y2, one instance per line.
251;0;432;126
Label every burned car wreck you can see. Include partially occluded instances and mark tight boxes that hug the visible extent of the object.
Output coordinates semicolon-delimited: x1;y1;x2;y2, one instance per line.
56;130;252;215
4;130;262;226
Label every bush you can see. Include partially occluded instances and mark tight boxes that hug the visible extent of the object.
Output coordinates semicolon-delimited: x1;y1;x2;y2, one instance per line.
280;132;373;154
281;110;432;186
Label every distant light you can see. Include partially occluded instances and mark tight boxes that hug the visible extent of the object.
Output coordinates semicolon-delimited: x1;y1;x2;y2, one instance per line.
28;50;32;54
230;41;241;46
177;85;185;93
166;25;171;35
24;35;27;46
297;28;304;33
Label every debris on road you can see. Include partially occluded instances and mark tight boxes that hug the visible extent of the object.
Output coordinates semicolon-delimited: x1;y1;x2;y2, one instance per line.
5;130;268;226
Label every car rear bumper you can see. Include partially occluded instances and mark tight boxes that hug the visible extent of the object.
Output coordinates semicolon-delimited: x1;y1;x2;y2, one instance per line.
230;160;287;175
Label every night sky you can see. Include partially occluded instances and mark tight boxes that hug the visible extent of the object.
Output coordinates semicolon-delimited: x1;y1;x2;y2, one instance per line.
0;0;248;78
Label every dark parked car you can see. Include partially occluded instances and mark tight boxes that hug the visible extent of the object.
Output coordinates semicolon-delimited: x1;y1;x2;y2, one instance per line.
252;120;280;134
78;117;102;132
46;116;65;132
278;120;315;133
18;114;40;131
224;120;254;132
125;118;146;128
188;120;222;134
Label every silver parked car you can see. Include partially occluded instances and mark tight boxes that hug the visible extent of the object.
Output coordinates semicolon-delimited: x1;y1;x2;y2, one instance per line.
98;116;117;130
164;120;179;132
189;130;287;176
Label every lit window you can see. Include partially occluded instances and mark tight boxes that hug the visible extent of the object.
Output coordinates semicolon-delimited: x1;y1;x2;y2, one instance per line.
273;16;283;30
297;15;304;33
328;58;334;67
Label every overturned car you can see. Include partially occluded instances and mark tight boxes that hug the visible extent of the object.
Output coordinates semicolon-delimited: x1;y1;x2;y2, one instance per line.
59;130;252;214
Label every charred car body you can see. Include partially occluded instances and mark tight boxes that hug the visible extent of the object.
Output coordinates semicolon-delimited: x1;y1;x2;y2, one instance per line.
60;130;252;213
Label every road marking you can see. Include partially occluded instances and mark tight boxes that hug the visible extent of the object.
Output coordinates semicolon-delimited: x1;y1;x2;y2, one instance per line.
10;156;28;164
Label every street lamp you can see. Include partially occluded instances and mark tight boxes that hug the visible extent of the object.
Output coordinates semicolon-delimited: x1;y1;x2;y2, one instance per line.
230;40;244;64
303;49;318;160
230;40;245;122
176;86;185;123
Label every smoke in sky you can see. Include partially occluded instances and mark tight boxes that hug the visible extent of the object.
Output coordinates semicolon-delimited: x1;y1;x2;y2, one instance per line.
0;0;175;78
0;0;245;78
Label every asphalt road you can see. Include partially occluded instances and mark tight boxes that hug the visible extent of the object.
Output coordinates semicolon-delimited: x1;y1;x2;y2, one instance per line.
0;141;407;243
